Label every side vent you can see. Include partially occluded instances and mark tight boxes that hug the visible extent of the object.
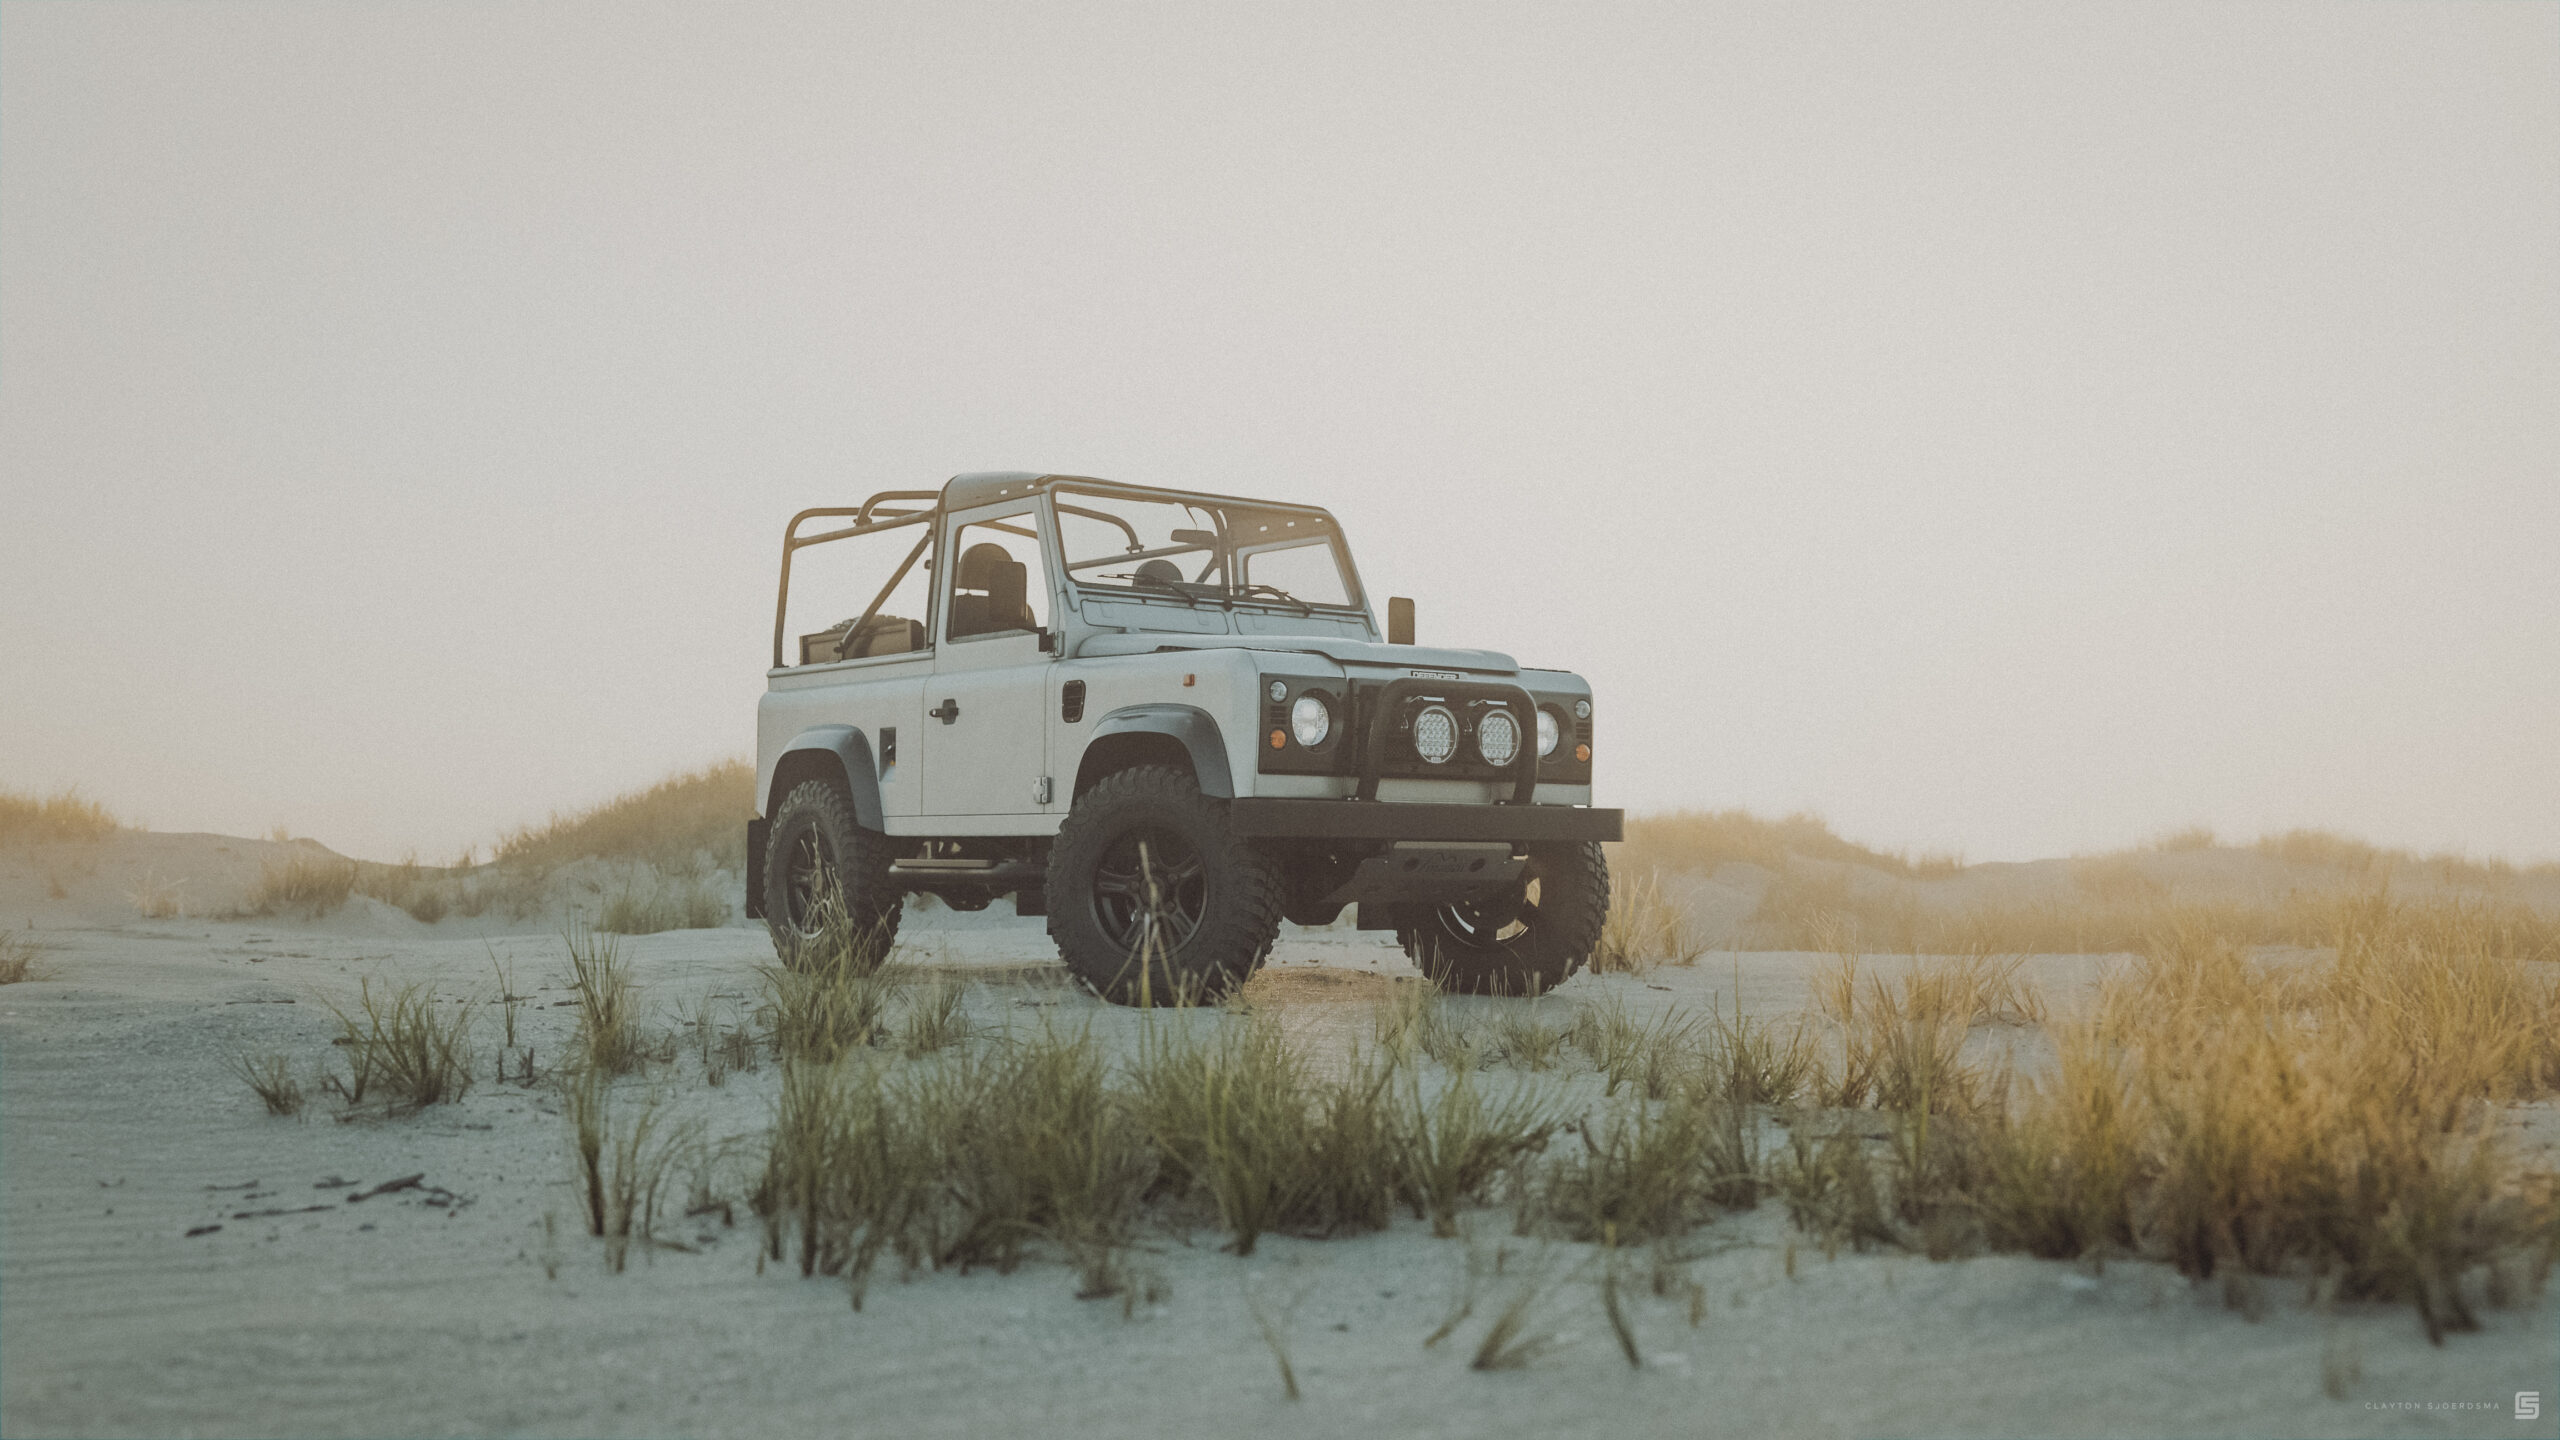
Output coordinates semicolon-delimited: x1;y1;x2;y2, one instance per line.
1061;679;1086;724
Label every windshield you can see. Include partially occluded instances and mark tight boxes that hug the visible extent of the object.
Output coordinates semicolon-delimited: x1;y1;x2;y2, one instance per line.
1054;487;1359;610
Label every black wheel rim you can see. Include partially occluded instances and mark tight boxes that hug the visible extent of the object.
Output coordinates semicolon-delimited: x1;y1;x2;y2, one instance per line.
783;825;837;937
1090;825;1207;960
1436;868;1543;949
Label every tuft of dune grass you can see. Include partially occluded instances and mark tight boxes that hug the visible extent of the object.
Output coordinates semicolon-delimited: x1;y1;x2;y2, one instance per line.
1773;896;2560;1336
320;977;475;1111
1591;869;1709;974
0;932;50;985
498;759;753;876
240;853;357;919
0;786;119;845
599;875;729;935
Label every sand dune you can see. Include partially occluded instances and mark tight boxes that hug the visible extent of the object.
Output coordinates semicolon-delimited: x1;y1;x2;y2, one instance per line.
3;828;2555;1439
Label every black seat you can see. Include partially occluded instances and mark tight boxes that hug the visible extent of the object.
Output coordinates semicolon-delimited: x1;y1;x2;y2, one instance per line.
948;542;1037;639
1134;558;1183;587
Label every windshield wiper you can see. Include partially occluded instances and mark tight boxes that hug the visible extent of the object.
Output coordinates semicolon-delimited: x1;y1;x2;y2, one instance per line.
1239;583;1314;616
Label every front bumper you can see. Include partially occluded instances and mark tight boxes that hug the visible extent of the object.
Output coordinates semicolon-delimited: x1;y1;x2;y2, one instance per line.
1228;798;1622;844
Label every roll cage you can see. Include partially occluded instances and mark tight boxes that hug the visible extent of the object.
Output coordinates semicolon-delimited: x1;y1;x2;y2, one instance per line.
771;473;1371;669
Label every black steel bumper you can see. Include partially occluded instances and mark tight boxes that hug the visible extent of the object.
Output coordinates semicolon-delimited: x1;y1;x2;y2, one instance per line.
1228;798;1622;844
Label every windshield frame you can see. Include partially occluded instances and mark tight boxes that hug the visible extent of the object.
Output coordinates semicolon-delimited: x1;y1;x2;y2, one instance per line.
1049;480;1368;616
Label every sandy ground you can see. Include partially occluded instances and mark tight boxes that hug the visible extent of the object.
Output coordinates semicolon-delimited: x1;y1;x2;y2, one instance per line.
4;835;2557;1439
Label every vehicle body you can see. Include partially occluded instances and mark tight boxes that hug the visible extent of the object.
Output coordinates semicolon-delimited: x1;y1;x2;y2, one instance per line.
751;471;1621;1001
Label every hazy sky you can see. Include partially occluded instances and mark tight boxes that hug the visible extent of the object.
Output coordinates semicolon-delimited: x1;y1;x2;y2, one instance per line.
4;2;2555;866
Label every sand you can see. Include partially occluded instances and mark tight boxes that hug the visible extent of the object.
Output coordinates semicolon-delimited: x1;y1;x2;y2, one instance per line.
3;832;2555;1439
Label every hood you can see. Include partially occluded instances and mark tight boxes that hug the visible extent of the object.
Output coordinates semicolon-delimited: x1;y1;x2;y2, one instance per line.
1073;632;1519;674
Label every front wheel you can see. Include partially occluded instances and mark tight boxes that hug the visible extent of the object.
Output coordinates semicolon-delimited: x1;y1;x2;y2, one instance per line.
1400;841;1609;996
1046;766;1282;1006
761;779;902;970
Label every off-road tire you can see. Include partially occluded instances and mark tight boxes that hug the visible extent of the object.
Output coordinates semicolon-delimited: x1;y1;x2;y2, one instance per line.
1399;841;1609;996
1046;765;1283;1005
762;779;902;969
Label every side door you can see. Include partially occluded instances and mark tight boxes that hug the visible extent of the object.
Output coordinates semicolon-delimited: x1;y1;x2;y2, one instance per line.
920;500;1059;822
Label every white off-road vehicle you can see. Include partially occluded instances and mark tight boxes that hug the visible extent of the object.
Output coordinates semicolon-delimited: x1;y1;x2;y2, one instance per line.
750;472;1621;1002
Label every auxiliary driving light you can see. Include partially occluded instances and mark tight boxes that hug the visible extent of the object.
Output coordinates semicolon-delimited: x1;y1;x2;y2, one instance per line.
1535;708;1560;758
1476;708;1521;766
1411;704;1459;764
1290;694;1331;747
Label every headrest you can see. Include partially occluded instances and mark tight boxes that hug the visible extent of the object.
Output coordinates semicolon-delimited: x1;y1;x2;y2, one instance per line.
1135;558;1182;585
958;542;1014;590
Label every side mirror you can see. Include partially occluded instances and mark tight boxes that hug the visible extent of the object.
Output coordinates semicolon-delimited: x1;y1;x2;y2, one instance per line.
1387;596;1415;647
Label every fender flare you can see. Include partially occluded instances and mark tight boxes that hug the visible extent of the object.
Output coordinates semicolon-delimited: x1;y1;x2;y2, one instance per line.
1081;704;1235;798
768;725;886;830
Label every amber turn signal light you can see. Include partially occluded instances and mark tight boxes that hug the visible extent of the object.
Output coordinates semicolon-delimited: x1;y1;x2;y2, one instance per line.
1574;743;1591;763
1270;729;1287;749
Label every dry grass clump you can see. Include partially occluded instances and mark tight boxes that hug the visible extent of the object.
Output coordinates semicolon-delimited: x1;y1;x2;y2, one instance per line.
1132;1017;1333;1255
897;975;971;1056
565;1079;700;1273
322;978;476;1111
1591;870;1710;973
762;956;899;1066
2257;827;2560;889
1534;1088;1760;1242
1392;1066;1560;1237
1782;899;2560;1338
351;856;465;924
752;1028;1158;1304
1487;1005;1572;1071
0;786;119;845
564;920;648;1075
226;1050;306;1116
498;759;752;876
0;932;49;985
752;1056;924;1303
1694;999;1820;1107
1569;994;1699;1099
241;852;358;919
928;1026;1159;1292
600;876;729;935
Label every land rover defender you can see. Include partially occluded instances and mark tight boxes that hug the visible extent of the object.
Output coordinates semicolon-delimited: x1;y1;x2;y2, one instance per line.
751;472;1621;1002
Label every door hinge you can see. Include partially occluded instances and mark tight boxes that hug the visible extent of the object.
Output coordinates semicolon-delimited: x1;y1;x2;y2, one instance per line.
1032;775;1054;806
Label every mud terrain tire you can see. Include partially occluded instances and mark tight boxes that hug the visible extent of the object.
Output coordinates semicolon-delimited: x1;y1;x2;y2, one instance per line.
1047;765;1282;1005
762;778;902;969
1400;841;1609;996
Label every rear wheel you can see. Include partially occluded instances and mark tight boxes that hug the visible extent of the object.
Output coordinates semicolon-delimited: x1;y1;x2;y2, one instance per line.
1046;766;1282;1005
761;779;901;969
1400;841;1609;996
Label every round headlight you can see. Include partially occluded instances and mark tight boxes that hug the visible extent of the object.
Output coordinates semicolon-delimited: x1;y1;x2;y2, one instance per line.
1267;679;1288;703
1411;704;1458;764
1535;708;1560;758
1476;708;1520;766
1290;694;1331;747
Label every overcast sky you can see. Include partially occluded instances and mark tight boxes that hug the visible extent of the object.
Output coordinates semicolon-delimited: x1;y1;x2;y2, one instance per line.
3;2;2554;866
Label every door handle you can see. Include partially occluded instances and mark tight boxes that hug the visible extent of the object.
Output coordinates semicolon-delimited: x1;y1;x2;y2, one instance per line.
930;698;960;725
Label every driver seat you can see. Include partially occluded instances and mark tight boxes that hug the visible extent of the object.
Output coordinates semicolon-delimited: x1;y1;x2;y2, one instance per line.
949;542;1036;638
